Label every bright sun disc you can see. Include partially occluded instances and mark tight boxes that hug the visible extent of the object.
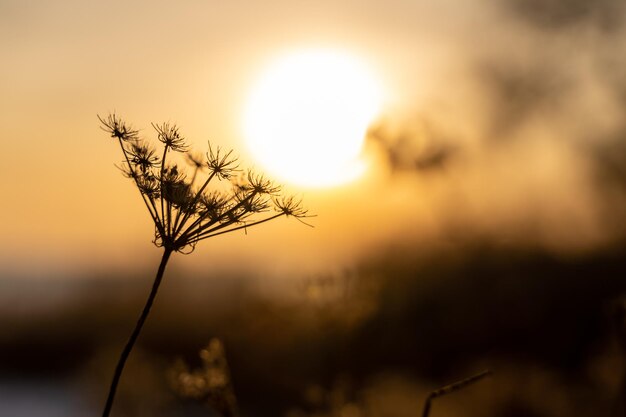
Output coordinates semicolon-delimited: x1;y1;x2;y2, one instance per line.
244;49;383;187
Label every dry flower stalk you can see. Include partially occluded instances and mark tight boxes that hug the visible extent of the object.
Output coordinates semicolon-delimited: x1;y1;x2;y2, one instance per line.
98;114;311;417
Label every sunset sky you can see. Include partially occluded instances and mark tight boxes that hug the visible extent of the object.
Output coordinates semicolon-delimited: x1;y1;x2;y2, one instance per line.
2;0;624;280
2;1;626;417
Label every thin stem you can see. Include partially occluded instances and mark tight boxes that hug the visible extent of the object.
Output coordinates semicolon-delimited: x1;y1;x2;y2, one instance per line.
170;166;202;235
187;202;257;238
159;145;169;236
421;370;491;417
147;196;161;228
118;138;163;236
172;171;217;236
186;213;283;245
101;248;173;417
167;198;173;237
178;191;257;244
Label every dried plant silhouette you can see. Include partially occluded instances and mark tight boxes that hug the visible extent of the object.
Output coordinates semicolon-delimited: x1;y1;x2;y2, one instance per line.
98;114;311;417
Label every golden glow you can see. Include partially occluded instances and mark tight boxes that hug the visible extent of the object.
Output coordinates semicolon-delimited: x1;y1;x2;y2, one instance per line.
243;49;383;187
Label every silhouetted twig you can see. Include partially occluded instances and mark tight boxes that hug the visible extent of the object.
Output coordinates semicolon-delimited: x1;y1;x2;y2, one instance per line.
421;369;492;417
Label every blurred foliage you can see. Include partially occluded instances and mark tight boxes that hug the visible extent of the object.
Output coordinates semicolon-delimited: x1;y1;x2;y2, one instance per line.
169;339;238;417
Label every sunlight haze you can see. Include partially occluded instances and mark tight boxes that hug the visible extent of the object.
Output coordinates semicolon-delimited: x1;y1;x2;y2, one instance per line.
243;49;383;187
0;0;624;277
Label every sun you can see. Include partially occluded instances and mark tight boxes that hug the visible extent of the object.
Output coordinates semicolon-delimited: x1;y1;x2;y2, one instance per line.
243;49;383;187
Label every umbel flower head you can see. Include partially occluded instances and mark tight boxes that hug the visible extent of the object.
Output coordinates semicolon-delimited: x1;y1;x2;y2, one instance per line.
99;113;312;253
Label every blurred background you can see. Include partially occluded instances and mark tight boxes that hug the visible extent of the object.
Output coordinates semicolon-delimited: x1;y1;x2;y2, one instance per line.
1;0;626;416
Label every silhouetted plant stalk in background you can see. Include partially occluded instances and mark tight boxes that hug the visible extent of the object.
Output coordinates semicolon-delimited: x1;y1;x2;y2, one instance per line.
421;369;491;417
98;114;311;417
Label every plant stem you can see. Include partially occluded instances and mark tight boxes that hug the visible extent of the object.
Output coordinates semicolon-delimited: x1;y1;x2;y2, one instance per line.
421;370;491;417
101;248;173;417
185;213;284;245
118;138;163;235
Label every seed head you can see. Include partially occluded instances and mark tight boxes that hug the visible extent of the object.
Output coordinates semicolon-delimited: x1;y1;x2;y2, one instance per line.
153;122;189;152
99;113;312;253
136;174;160;198
207;144;239;180
127;141;160;173
98;113;139;141
162;166;195;211
239;170;281;195
274;196;311;220
199;192;228;221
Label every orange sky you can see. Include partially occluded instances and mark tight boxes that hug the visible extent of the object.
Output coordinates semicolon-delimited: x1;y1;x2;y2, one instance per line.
1;0;625;278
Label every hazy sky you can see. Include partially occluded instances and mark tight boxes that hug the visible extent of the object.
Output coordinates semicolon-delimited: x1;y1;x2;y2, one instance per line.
1;0;625;278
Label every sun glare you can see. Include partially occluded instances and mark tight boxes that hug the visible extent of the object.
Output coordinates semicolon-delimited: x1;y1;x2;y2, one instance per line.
243;49;383;187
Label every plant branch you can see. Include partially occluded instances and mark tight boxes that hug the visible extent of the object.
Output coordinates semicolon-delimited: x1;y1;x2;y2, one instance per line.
421;370;491;417
118;138;163;235
172;171;217;236
159;145;169;237
101;248;173;417
175;191;257;245
185;213;284;245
